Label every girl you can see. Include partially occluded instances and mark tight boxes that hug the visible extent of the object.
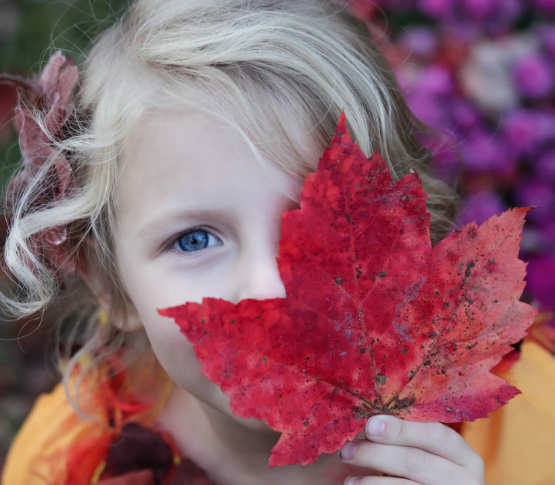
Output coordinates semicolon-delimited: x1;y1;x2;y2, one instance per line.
1;1;552;484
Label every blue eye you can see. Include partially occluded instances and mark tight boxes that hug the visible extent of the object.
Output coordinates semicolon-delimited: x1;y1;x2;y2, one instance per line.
174;228;222;253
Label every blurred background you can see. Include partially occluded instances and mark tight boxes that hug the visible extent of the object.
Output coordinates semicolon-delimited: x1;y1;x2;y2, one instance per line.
0;0;554;473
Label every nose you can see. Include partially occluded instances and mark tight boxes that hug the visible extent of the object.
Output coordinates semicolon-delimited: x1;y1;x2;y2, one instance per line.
231;243;287;303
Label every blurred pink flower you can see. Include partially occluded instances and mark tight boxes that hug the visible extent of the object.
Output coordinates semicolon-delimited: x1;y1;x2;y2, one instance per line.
513;53;553;99
501;109;553;157
515;178;554;224
538;25;555;58
461;129;514;173
456;190;506;226
533;0;555;12
416;64;454;96
536;148;555;182
526;254;555;310
418;0;451;17
466;0;495;19
450;99;481;131
399;27;438;59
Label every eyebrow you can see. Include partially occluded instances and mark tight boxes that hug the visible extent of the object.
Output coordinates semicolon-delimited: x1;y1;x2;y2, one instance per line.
137;208;237;239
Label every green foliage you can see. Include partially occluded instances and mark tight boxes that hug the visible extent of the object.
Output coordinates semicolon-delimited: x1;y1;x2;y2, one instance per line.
1;0;130;71
0;0;129;190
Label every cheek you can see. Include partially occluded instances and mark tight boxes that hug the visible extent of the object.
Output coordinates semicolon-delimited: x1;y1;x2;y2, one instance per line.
140;308;207;392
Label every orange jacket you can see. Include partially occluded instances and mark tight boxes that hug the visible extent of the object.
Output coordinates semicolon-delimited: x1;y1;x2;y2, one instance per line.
2;338;555;485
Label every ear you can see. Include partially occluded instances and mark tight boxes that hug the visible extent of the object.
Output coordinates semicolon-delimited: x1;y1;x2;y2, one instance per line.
76;237;144;333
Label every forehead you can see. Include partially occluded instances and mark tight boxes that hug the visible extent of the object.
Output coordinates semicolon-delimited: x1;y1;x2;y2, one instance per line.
115;108;307;221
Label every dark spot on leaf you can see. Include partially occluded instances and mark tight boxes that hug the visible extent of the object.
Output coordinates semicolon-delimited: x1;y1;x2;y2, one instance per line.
428;331;436;338
375;374;386;386
346;215;351;223
230;319;235;325
465;261;475;278
423;360;431;366
335;276;343;285
201;318;205;324
359;347;365;354
387;396;415;411
353;407;369;420
466;342;477;350
486;259;496;273
401;348;408;354
355;267;362;279
378;271;386;278
306;356;310;360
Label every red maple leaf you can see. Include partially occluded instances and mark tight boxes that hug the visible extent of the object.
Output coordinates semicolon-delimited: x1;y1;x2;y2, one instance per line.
158;110;537;467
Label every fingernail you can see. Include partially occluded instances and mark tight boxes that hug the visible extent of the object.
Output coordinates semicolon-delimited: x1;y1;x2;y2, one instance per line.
340;442;356;460
345;477;360;485
366;416;386;436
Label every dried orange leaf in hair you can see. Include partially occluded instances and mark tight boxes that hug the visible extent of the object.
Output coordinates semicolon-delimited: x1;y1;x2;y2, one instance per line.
159;110;537;467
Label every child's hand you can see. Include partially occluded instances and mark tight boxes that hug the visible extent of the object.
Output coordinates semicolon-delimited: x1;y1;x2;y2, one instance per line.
340;415;484;484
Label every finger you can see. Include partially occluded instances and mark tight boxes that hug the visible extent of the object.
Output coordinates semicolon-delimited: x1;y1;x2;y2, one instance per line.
344;477;417;485
365;415;483;472
341;440;477;485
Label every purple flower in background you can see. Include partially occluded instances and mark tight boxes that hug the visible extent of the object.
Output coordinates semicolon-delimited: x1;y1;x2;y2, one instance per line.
538;24;555;59
533;0;555;13
461;129;514;173
502;110;535;155
465;0;494;20
415;0;522;39
513;53;553;99
535;148;555;182
539;220;555;251
450;98;481;131
514;178;555;224
407;92;448;127
456;190;506;226
526;254;555;311
533;109;555;147
486;0;523;34
422;129;463;182
418;64;454;96
418;0;451;18
400;27;438;59
502;109;550;158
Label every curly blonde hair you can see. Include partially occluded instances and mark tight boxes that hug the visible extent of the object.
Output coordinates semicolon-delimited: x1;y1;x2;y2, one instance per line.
1;0;456;420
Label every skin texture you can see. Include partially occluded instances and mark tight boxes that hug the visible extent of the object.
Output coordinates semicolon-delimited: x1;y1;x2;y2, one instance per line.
110;108;484;485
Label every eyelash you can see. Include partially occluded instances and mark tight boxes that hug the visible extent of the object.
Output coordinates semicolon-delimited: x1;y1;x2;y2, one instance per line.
168;226;223;254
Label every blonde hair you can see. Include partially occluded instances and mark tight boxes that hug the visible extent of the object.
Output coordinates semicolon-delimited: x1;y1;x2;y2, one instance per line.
1;0;456;421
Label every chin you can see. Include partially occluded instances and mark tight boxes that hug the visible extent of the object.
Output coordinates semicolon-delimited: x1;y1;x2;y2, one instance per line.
208;382;279;435
231;412;277;434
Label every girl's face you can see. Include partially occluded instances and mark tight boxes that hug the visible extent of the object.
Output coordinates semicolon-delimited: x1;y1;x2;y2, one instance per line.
112;108;317;428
